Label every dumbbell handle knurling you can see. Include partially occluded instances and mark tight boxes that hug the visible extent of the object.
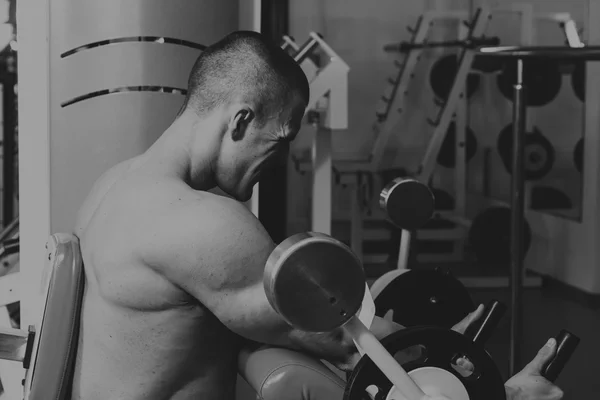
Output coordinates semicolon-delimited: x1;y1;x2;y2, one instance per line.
344;315;427;400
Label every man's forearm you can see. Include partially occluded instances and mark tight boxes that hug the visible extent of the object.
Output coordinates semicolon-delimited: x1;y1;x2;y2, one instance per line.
286;328;357;366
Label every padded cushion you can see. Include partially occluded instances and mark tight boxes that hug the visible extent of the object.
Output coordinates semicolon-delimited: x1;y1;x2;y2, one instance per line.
238;345;345;400
28;234;84;400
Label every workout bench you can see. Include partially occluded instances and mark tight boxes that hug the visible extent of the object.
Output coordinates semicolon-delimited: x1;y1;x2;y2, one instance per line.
0;233;83;400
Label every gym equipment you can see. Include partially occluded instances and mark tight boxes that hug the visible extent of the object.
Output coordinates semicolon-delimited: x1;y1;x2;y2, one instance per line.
497;124;555;181
571;60;585;102
370;268;475;329
346;300;507;400
0;234;84;399
384;36;499;53
574;137;583;173
430;188;455;210
0;237;19;258
468;206;532;264
264;232;580;400
430;54;481;100
477;43;600;375
380;178;435;269
531;186;573;210
266;233;436;400
285;33;350;236
380;178;435;231
437;121;478;169
345;326;579;400
264;232;365;333
496;59;562;107
472;55;504;73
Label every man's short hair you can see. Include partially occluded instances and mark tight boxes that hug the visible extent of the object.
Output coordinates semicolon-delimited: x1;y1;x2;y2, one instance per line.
181;31;309;126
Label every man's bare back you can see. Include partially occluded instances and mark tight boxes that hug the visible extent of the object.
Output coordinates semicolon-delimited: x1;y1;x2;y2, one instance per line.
71;157;244;400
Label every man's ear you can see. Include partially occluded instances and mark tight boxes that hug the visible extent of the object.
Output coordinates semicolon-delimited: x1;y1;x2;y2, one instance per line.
229;106;255;141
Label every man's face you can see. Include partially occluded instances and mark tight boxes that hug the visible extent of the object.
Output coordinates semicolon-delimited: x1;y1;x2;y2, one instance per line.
218;96;306;202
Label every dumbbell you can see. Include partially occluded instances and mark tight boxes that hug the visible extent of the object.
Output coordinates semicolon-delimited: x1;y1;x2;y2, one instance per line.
377;178;474;329
265;233;579;400
379;177;435;270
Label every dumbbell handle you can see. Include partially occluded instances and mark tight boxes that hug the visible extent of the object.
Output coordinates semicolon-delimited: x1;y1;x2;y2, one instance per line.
344;316;426;400
541;330;580;382
465;300;507;346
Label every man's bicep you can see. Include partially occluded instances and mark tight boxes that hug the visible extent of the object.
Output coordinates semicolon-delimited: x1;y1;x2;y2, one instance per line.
208;281;295;345
160;197;295;345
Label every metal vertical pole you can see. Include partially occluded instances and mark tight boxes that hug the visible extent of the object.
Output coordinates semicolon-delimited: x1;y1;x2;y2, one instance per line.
2;68;16;226
509;58;526;377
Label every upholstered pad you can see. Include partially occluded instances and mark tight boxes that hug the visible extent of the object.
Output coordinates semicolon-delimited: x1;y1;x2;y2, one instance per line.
28;234;84;400
238;345;345;400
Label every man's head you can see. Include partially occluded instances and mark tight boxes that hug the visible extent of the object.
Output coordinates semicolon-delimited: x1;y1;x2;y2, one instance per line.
179;31;309;201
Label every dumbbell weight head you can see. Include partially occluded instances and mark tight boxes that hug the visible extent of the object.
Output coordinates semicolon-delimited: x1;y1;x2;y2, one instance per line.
264;233;365;332
380;178;435;230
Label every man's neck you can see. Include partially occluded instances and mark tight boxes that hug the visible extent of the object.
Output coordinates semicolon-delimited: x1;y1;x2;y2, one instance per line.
145;112;220;191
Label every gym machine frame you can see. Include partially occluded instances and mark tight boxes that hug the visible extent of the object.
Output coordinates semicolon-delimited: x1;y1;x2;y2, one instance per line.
408;6;583;286
476;42;600;376
282;33;350;236
287;9;493;263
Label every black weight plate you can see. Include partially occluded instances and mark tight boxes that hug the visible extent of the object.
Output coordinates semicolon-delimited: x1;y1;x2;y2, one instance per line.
531;186;573;210
344;327;506;400
496;60;562;107
430;54;480;100
472;55;504;73
437;121;478;168
468;206;532;264
574;138;583;173
373;269;475;329
571;61;585;102
497;124;555;181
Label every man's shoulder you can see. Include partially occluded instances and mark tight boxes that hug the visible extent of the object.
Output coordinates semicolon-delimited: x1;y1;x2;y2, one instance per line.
156;191;272;262
149;192;274;293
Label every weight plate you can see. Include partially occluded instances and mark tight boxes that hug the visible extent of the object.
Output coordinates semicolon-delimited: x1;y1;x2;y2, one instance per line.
437;121;478;169
497;124;555;181
372;269;475;329
430;54;480;100
344;327;506;400
472;55;504;73
496;60;562;107
531;186;573;210
571;61;585;102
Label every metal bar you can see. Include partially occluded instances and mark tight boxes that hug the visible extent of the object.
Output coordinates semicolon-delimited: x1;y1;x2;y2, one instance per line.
509;58;526;377
0;216;18;244
3;72;16;225
293;36;319;64
384;36;499;52
396;230;411;270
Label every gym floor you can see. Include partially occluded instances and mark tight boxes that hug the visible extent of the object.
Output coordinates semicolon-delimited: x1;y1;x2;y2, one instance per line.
469;285;600;399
